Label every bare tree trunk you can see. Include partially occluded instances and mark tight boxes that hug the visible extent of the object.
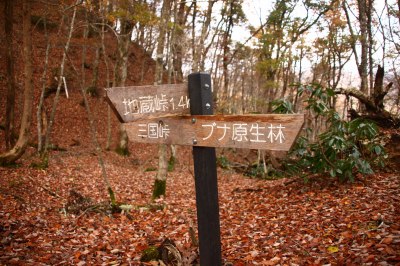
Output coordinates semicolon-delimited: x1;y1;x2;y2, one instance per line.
221;1;234;108
37;16;51;154
43;1;78;157
4;0;16;150
293;44;305;112
358;0;370;96
191;0;197;71
153;0;172;200
280;49;293;99
0;0;33;165
172;1;189;81
193;0;215;72
343;0;370;108
367;0;375;92
114;18;133;156
103;42;112;150
335;66;398;128
91;46;101;88
167;2;180;171
97;2;113;150
80;14;116;206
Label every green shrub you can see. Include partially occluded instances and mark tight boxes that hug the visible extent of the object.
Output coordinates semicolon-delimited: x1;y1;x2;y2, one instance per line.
140;246;159;262
85;86;99;97
217;155;230;169
145;167;157;172
245;164;265;178
30;157;48;170
286;84;386;181
115;145;130;156
271;99;294;114
168;155;176;172
245;163;284;180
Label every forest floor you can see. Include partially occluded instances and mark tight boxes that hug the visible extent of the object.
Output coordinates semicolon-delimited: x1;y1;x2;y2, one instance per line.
0;2;399;264
0;140;399;265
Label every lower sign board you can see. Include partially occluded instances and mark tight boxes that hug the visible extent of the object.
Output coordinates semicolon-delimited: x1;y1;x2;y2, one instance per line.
123;114;304;151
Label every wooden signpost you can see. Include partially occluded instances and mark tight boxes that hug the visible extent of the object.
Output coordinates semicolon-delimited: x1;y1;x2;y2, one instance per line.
106;73;304;265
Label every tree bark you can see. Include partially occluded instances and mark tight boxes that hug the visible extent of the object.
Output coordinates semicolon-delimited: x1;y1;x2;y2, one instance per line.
100;22;112;151
43;1;78;156
172;1;188;81
114;17;134;156
221;1;234;107
80;15;116;206
335;85;398;128
153;0;172;200
4;0;16;150
371;65;393;110
91;46;101;88
194;0;215;72
0;0;33;164
37;20;51;154
357;0;369;96
344;0;370;98
36;4;54;155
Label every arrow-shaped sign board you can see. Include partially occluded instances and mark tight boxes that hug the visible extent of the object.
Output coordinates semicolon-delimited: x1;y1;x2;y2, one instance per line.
106;83;190;123
123;114;304;151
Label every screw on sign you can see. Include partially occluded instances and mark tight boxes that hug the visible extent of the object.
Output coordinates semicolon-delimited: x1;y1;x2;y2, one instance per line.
105;73;304;265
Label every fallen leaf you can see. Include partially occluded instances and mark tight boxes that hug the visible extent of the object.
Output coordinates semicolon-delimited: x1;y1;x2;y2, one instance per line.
381;237;393;244
327;246;339;253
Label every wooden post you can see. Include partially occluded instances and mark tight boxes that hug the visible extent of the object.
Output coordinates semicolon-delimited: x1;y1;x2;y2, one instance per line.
188;72;222;265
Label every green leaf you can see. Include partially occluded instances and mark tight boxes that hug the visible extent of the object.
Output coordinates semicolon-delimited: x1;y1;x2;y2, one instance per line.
373;145;382;155
326;88;335;96
328;138;335;146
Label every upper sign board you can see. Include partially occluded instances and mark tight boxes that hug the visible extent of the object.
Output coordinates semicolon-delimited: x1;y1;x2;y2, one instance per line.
123;114;304;151
105;83;190;123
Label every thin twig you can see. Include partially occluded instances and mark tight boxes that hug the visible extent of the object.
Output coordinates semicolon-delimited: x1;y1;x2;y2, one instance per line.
292;239;312;257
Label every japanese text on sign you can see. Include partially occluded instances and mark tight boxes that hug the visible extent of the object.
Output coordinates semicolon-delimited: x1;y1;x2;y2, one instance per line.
138;123;170;139
137;121;286;144
123;94;190;116
201;123;285;143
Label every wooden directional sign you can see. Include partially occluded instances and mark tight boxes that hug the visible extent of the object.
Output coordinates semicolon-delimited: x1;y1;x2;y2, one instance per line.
105;83;190;123
123;114;304;151
106;73;305;266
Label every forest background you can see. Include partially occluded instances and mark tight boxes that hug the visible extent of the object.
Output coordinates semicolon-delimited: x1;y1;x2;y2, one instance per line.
0;0;399;265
